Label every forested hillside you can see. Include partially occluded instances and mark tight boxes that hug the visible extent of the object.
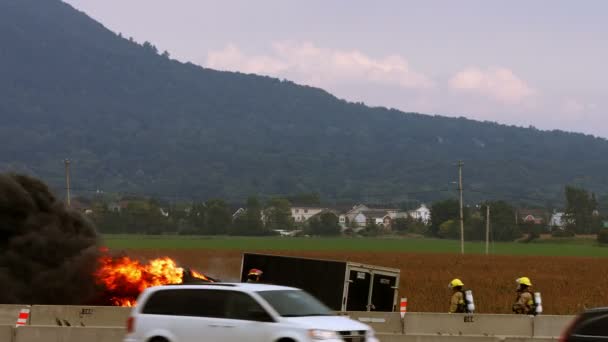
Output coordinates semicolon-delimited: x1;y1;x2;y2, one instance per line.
1;0;607;205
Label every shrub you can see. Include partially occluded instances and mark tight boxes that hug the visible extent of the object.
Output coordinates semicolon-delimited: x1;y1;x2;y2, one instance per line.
597;228;608;244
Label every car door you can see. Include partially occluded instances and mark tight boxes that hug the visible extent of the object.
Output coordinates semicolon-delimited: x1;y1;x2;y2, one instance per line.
221;291;275;342
140;289;225;342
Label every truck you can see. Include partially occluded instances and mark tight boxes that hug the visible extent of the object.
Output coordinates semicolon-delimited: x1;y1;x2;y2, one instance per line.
240;253;400;312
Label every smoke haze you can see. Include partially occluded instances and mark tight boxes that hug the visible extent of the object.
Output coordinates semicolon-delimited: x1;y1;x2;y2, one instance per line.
0;173;100;304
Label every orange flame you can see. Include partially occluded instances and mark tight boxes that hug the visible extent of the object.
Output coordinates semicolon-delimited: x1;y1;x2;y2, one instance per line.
95;255;212;306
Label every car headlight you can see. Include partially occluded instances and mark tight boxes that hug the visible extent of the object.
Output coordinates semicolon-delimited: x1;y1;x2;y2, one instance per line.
366;329;376;338
309;329;339;340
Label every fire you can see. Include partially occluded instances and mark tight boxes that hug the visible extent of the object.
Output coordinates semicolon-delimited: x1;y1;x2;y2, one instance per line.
95;254;212;306
191;269;211;282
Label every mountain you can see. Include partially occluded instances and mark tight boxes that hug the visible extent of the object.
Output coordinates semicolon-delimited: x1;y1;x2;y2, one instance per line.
1;0;608;205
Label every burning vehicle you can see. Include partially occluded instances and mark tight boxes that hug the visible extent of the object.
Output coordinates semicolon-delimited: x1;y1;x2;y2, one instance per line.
95;253;217;306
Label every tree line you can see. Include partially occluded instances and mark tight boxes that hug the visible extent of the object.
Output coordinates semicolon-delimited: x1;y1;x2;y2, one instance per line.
86;186;607;242
90;195;342;237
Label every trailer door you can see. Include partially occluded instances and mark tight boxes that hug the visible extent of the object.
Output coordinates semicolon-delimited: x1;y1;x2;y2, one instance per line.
370;272;398;312
346;270;371;311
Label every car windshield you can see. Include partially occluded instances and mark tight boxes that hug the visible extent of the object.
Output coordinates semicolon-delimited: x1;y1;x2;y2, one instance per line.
256;290;334;317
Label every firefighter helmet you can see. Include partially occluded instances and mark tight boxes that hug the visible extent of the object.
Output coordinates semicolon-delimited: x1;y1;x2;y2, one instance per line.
248;268;263;276
448;278;465;289
516;277;532;287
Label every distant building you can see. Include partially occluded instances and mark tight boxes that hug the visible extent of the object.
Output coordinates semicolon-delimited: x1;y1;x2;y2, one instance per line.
407;204;431;224
291;206;326;223
517;209;549;225
549;212;565;230
339;203;430;229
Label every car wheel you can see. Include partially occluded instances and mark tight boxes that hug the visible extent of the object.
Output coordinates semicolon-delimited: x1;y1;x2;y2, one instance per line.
148;337;169;342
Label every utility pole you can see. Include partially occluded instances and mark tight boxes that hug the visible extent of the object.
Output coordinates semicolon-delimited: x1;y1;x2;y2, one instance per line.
486;204;490;255
457;161;464;254
64;159;71;208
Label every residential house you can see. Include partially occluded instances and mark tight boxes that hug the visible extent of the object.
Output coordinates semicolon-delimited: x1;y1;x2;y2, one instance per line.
291;206;326;223
364;210;393;228
343;204;431;230
549;212;565;230
407;204;431;224
517;209;549;225
344;204;371;223
347;209;391;230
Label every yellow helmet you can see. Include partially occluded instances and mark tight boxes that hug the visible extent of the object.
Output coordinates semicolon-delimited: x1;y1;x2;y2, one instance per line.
516;277;532;286
448;278;464;289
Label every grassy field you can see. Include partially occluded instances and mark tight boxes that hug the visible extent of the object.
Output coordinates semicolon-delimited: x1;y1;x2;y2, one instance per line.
103;235;608;257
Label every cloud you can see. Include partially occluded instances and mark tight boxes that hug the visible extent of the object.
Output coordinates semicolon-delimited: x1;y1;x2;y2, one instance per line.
449;67;535;104
206;44;606;137
562;98;597;116
206;42;434;90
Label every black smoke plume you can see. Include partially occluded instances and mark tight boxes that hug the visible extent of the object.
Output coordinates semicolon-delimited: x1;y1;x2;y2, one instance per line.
0;173;100;304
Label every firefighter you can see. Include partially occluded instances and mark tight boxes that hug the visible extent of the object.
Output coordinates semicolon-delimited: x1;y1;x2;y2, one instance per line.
247;268;263;283
512;277;535;315
448;278;467;313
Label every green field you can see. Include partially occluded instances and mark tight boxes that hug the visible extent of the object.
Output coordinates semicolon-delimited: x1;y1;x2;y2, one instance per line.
103;235;608;257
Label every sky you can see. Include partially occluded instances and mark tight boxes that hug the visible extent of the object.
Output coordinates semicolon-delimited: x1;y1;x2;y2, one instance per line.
64;0;608;137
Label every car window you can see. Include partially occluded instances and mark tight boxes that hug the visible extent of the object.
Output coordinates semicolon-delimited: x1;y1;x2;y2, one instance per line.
256;290;333;317
574;314;608;337
224;291;274;322
142;289;229;318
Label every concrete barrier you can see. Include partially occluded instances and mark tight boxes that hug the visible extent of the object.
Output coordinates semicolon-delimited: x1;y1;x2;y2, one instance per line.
0;325;14;342
502;338;557;342
378;334;498;342
0;305;572;340
29;306;131;327
533;315;574;338
403;313;534;337
379;335;557;342
340;311;403;334
0;305;30;325
14;326;124;342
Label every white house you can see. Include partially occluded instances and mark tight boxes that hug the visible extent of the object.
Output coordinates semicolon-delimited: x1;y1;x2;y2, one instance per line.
291;207;326;223
344;204;370;223
549;212;565;230
352;212;368;227
408;204;431;224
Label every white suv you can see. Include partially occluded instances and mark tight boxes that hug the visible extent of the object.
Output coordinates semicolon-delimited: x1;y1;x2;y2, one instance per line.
124;283;378;342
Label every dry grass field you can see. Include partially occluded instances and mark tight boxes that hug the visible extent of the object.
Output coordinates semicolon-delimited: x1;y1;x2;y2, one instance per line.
123;249;608;315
